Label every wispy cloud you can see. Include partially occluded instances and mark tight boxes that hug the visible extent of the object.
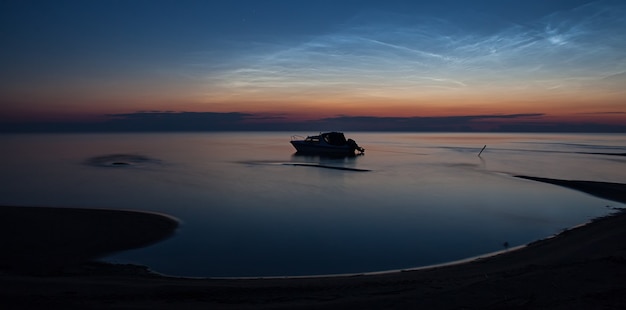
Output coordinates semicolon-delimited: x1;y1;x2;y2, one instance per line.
198;1;626;102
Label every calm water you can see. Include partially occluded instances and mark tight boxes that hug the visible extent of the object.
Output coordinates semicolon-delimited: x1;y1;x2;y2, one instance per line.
1;132;625;277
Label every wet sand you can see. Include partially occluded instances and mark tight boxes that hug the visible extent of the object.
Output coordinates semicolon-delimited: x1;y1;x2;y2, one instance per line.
1;177;626;309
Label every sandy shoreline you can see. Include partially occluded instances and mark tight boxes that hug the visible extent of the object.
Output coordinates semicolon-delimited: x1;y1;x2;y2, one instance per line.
1;177;626;309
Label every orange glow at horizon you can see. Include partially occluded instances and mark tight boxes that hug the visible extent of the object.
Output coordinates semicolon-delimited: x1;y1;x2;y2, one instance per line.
2;90;624;125
181;89;626;121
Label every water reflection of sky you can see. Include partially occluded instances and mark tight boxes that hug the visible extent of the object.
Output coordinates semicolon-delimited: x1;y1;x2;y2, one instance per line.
0;132;624;277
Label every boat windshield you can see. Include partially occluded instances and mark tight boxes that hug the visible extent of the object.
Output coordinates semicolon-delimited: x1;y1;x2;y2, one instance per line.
322;132;347;145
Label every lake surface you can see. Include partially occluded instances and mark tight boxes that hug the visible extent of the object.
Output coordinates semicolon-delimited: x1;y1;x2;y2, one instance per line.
1;132;625;277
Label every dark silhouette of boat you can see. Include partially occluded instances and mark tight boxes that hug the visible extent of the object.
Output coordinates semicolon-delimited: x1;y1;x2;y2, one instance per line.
290;132;364;155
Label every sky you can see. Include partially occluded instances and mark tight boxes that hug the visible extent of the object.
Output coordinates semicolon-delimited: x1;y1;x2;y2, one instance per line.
1;0;625;131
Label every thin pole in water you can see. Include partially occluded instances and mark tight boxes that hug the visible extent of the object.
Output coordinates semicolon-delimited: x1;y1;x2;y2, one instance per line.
478;145;487;157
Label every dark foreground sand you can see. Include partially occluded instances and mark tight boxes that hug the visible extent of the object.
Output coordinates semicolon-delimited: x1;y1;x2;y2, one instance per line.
0;206;179;273
1;177;626;309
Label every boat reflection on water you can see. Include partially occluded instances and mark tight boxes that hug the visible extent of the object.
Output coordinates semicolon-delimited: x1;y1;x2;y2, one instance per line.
289;151;367;171
290;132;365;156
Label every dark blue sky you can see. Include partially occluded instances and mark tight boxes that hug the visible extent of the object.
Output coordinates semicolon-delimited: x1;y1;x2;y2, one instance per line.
2;1;598;50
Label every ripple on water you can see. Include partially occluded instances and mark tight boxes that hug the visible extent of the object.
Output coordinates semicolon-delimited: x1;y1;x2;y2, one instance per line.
85;154;161;168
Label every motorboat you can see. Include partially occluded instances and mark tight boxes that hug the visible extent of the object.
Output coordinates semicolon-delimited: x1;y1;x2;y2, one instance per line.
290;132;364;155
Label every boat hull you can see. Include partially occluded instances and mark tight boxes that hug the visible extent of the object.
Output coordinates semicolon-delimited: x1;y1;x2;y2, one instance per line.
290;141;356;155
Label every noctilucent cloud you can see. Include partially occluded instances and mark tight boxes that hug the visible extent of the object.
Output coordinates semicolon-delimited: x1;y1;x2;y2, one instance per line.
1;0;625;128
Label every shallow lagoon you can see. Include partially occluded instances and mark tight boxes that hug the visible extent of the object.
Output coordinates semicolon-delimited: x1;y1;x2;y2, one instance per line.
1;132;624;277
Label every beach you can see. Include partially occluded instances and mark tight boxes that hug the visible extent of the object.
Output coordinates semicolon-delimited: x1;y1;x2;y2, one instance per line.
1;177;625;309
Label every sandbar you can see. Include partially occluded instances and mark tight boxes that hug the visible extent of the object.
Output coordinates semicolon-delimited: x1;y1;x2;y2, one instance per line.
0;206;178;273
